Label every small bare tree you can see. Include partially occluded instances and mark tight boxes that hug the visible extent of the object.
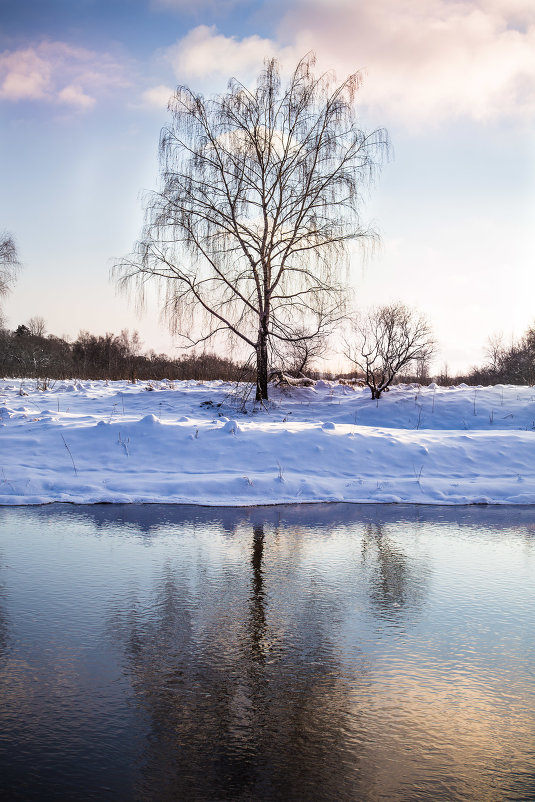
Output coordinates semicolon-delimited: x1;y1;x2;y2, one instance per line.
274;329;326;376
0;232;21;326
346;303;436;399
27;316;47;337
270;301;340;377
485;332;505;374
114;54;388;400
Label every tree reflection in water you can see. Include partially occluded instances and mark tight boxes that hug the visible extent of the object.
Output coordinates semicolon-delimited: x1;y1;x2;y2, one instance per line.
361;522;429;621
249;525;267;665
109;520;373;801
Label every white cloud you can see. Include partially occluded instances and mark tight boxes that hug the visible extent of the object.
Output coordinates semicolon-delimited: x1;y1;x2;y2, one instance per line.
0;41;130;111
165;25;295;88
141;84;175;109
164;1;535;124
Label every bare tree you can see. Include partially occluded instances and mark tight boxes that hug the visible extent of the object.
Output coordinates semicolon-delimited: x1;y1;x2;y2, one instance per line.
114;55;388;400
270;301;338;377
274;328;326;376
414;354;431;384
27;316;46;337
346;303;436;399
0;233;21;326
485;332;505;373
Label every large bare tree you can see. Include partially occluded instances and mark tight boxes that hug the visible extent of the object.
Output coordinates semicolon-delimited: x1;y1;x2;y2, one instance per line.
115;55;388;399
346;303;436;399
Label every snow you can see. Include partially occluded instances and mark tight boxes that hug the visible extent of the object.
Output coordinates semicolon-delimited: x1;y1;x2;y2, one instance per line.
1;379;535;506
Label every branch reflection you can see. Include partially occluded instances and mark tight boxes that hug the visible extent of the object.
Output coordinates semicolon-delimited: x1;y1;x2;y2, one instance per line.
361;522;429;620
109;521;370;801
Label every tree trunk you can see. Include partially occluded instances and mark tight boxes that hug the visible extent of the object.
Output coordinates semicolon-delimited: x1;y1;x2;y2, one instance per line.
256;330;269;401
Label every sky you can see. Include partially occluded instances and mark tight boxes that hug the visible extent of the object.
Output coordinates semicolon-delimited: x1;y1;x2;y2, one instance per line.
1;0;534;374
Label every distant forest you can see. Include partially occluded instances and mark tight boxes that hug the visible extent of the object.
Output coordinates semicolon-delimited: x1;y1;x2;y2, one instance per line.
0;325;249;384
1;320;534;386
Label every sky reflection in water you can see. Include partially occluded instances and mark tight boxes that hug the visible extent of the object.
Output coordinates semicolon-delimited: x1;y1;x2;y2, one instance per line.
0;504;534;801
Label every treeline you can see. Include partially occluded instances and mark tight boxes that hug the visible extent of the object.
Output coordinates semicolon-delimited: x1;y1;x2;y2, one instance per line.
456;325;535;386
0;325;250;382
2;320;535;386
391;323;535;387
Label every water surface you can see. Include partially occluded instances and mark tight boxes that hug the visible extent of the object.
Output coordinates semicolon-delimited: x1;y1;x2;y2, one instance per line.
0;504;534;801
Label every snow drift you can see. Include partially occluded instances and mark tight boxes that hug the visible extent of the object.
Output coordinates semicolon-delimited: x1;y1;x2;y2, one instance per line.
1;379;534;506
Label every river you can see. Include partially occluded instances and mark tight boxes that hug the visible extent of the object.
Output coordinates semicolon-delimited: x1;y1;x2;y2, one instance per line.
0;504;534;801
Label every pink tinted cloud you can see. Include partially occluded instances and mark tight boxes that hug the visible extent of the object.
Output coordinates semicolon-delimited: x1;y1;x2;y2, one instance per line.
166;1;535;124
0;47;51;101
281;0;535;123
0;41;130;110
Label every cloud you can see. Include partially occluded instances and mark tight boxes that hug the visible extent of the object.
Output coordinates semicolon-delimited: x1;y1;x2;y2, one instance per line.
280;0;535;124
164;1;535;124
165;25;295;88
0;41;130;111
141;84;175;109
0;47;52;101
57;85;96;111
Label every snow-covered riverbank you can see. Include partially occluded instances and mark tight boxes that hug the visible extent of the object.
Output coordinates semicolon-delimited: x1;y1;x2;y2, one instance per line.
2;379;535;505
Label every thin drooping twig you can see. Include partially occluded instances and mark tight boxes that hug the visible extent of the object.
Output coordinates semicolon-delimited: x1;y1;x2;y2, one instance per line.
61;434;78;476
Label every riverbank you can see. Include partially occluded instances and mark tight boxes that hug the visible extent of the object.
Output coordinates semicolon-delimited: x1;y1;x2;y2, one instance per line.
1;379;534;505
